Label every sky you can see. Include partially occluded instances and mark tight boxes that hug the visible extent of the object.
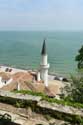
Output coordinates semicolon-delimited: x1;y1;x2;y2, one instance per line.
0;0;83;31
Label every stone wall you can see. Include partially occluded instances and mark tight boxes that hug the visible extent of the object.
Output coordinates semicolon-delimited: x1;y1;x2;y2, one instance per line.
0;90;83;123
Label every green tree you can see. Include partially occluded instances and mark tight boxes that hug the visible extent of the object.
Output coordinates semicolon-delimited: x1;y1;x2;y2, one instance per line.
75;45;83;69
63;75;83;103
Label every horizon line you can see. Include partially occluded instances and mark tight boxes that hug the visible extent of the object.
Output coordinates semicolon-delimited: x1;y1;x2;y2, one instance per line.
0;30;83;32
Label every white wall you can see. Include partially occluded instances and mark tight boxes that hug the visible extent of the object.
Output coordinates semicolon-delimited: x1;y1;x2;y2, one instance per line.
0;77;13;88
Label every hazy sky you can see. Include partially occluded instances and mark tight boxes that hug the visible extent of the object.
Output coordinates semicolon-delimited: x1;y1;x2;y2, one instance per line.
0;0;83;31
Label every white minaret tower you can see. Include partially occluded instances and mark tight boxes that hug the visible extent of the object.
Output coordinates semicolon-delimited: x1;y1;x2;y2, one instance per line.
40;39;50;87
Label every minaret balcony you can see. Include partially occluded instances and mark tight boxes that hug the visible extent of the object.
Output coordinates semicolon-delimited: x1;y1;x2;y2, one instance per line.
40;63;50;69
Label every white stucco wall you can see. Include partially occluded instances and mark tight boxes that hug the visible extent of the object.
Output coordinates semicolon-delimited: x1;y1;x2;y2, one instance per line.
0;77;13;88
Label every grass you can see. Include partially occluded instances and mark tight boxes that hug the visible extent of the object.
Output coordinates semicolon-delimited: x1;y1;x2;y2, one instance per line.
14;90;83;109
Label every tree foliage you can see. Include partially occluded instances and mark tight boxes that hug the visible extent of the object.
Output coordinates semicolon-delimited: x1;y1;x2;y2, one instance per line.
64;76;83;103
75;45;83;69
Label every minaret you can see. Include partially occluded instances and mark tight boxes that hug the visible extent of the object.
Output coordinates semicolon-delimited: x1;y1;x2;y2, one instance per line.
40;39;50;87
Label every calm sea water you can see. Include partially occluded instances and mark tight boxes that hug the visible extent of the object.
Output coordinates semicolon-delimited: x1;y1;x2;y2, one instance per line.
0;31;83;76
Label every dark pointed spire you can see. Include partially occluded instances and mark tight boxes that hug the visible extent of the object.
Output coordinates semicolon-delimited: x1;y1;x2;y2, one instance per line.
41;39;47;55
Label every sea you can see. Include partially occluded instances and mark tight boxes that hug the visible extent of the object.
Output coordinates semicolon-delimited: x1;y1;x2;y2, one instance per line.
0;31;83;77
